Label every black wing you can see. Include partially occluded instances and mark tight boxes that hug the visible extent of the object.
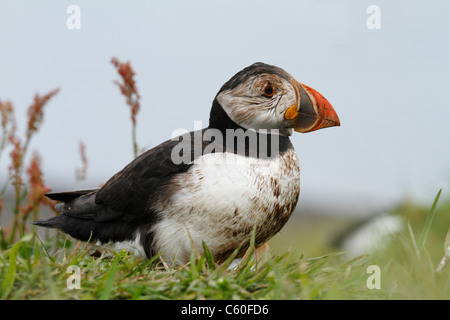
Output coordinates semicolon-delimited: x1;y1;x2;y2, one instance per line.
33;130;209;242
56;130;207;221
94;134;195;220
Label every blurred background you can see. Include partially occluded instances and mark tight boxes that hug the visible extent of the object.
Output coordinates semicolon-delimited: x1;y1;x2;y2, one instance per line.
1;1;449;256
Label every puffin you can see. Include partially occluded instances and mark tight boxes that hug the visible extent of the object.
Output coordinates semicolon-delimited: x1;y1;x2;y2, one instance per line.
33;62;340;264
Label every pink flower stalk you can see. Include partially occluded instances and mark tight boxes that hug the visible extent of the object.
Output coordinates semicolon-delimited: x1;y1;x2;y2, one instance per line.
111;57;141;158
26;88;60;142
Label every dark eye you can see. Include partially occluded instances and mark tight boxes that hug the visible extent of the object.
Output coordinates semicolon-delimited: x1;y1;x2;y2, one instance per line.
263;83;274;97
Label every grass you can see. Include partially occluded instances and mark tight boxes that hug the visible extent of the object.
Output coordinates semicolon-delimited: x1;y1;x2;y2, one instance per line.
0;234;368;300
0;191;449;300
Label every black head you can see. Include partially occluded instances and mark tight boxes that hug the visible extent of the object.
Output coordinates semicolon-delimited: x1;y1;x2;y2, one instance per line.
209;62;340;136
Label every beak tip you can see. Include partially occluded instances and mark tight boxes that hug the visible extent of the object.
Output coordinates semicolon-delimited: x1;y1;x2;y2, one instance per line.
318;100;340;130
330;115;340;128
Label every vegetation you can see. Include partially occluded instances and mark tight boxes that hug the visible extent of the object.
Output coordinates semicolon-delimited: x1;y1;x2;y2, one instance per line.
0;59;449;300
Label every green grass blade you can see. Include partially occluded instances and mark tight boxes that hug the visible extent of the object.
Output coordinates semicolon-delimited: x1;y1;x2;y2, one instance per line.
407;220;421;258
100;257;119;300
202;241;216;271
236;220;257;275
189;249;200;278
33;231;52;260
1;241;21;299
419;189;441;253
445;227;450;252
212;246;241;276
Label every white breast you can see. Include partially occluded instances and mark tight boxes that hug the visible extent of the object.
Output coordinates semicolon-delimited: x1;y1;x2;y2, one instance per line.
150;149;300;265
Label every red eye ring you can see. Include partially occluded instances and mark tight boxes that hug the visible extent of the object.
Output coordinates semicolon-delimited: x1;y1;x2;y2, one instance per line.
263;83;274;97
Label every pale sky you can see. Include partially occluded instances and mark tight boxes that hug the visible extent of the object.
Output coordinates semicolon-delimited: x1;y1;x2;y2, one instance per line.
1;1;449;215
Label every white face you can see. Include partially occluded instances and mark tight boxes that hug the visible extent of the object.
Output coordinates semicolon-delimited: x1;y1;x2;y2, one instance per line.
216;73;298;136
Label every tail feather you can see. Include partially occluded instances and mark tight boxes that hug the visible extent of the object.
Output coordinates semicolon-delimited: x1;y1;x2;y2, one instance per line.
32;212;140;245
45;189;99;202
31;216;60;228
32;189;137;246
32;214;97;242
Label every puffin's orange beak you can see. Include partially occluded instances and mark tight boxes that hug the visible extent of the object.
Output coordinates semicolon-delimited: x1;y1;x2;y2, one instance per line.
289;80;340;133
